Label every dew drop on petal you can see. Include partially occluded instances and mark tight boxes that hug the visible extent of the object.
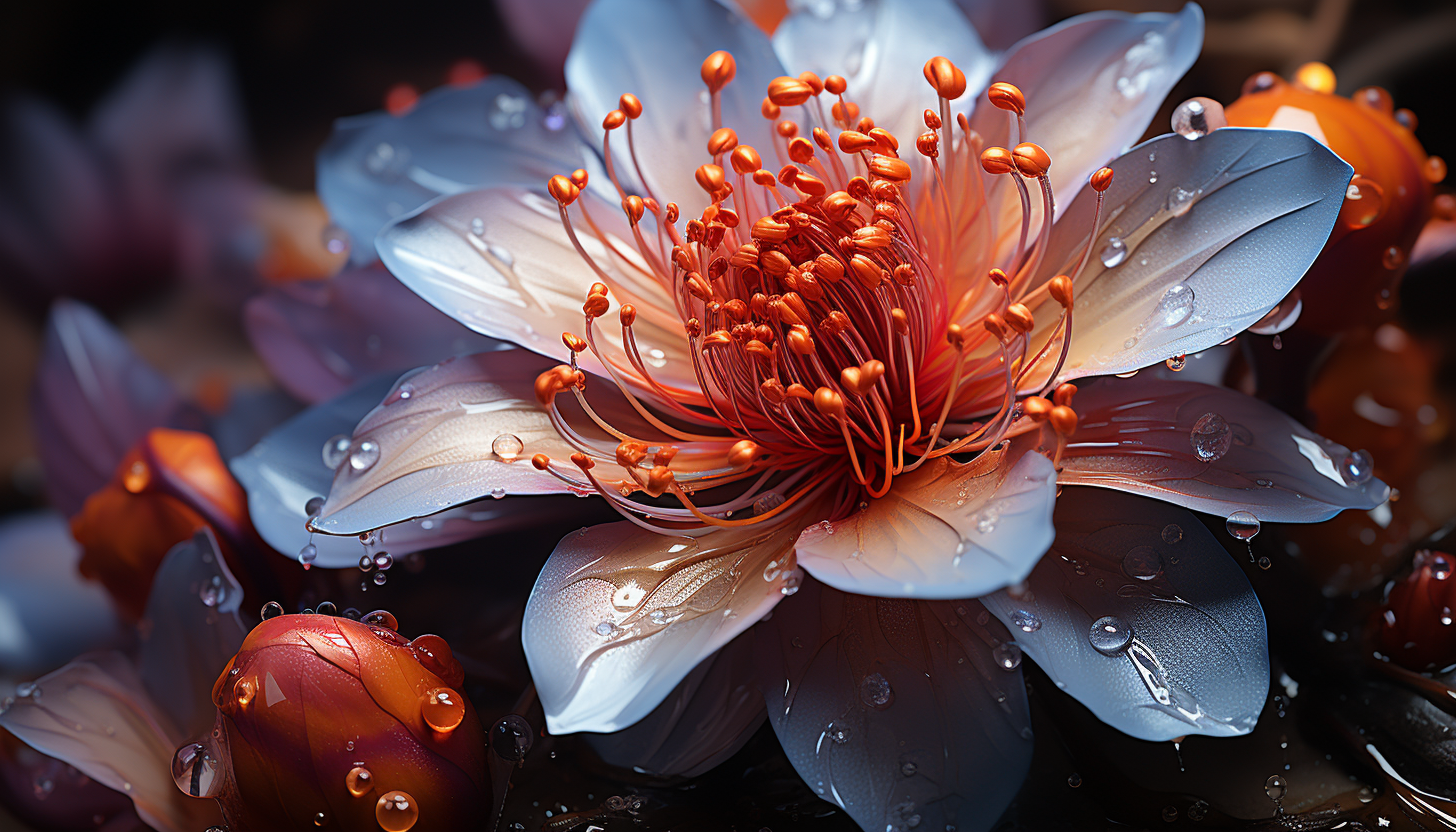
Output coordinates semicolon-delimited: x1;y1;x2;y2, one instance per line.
1166;186;1198;216
322;435;352;469
470;217;485;236
1166;354;1186;371
1189;412;1232;461
171;743;221;797
1099;236;1128;268
1226;511;1261;541
375;790;419;832
362;609;398;630
1089;616;1133;655
1162;524;1183;544
859;672;893;708
490;714;534;761
827;722;851;744
595;620;617;636
1265;774;1287;801
345;765;374;797
1170;96;1227;139
1154;283;1196;328
349;440;381;472
1340;450;1374;485
1383;246;1406;270
1123;546;1163;580
420;687;465;733
1011;610;1042;633
304;496;325;517
992;642;1022;670
1340;176;1386;229
492;433;524;461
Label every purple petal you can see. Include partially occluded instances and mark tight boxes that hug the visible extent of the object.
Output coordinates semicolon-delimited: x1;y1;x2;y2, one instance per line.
1060;376;1389;523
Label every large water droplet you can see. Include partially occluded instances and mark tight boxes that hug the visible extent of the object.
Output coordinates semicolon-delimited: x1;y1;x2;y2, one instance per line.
349;440;381;472
420;687;465;733
1123;546;1163;580
859;672;893;708
490;714;533;761
1340;449;1374;485
260;601;284;620
1340;176;1386;229
1226;510;1261;541
1011;610;1042;633
1099;236;1128;268
492;433;524;462
304;496;325;517
595;620;617;636
171;743;221;797
345;765;374;797
322;435;352;469
375;790;420;832
1264;774;1287;801
992;642;1022;670
1166;185;1198;216
1154;282;1196;328
1189;412;1232;461
1170;96;1227;139
298;545;318;567
1089;616;1133;655
362;609;398;630
489;94;528;130
373;552;393;571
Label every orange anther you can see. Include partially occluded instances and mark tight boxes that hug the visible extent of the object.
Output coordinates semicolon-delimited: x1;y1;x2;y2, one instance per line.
760;378;787;404
531;453;551;470
869;128;899;152
645;466;675;497
761;97;781;120
923;56;967;100
752;169;777;187
616;441;649;468
980;147;1016;175
868;156;911;183
685;271;714;302
1012;142;1051;177
1049;405;1078;436
812;127;834;153
821;191;858;222
776;120;799;138
728;439;762;467
852;225;892;250
787;324;815;355
788;136;816;163
831;100;859;123
986;82;1026;115
1090;167;1114;192
838;130;876;154
946;323;968;349
1053;383;1077;407
654;446;679;466
602;109;626;130
548;174;580;206
924;109;942;130
701;51;737;93
618;94;642;119
730;145;763;175
707;127;739;157
891;308;909;334
561;332;587;352
916;131;939;158
813;387;846;419
891;264;915;286
1021;396;1053;421
983;313;1007;340
751;216;791;243
786;383;813;400
815;254;845;283
622;195;645;224
798;71;824;95
849;254;883;289
1004;303;1034;333
856;116;875;133
664;203;679;224
782;292;811;323
768;76;814;107
695;164;727;194
824;75;847;95
583;293;610;318
702;329;733;347
619;304;637;326
570;169;589;189
1049;275;1074;307
589;282;609;296
745;339;774;359
987;268;1008;287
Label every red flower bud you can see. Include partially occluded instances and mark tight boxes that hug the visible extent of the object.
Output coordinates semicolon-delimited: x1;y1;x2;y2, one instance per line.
1378;551;1456;670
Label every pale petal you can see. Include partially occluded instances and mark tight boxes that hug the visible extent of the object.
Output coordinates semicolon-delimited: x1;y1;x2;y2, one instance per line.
376;185;703;401
1017;127;1352;389
982;488;1269;741
136;530;247;738
1060;376;1389;522
523;515;809;734
754;578;1033;832
243;266;494;404
970;4;1202;259
0;653;225;832
31;300;198;515
795;444;1056;599
954;0;1046;52
773;0;993;151
583;633;764;778
317;76;590;261
566;0;786;217
0;511;124;672
230;374;557;567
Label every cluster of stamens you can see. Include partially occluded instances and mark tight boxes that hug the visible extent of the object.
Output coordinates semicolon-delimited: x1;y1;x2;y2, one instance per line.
527;50;1118;533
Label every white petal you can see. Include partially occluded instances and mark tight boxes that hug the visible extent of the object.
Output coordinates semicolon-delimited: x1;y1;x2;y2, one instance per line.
1059;376;1389;522
773;0;993;149
523;517;807;734
566;0;786;217
317;77;591;262
982;488;1269;741
795;445;1056;599
376;185;703;400
755;578;1033;832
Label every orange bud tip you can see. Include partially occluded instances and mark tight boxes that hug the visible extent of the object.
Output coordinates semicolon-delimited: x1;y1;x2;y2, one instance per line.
1090;167;1114;192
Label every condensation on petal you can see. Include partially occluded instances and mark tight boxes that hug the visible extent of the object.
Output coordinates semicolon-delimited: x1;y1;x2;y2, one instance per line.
523;514;809;734
755;579;1033;832
317;76;591;262
244;266;494;404
796;445;1056;599
375;185;704;403
583;632;764;778
1059;376;1389;522
983;488;1269;741
31;300;197;515
0;654;224;832
773;0;993;154
1027;128;1352;386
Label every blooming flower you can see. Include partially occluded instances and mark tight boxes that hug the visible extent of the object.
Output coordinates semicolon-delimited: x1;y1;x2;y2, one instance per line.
237;0;1391;828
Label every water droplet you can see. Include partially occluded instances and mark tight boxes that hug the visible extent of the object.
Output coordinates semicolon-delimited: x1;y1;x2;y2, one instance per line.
489;94;528;130
321;224;350;255
1430;553;1452;580
305;496;325;517
359;554;375;573
780;568;803;596
1011;610;1042;633
1154;283;1196;328
1440;607;1452;626
1148;170;1159;184
1189;412;1232;461
1226;511;1261;541
1161;806;1178;822
490;714;533;761
298;544;318;567
348;440;381;472
900;760;918;776
492;433;524;461
1187;800;1208;821
992;642;1022;670
1166;354;1186;371
1264;774;1287;801
1099;236;1128;268
974;503;1000;534
375;790;420;832
1170;96;1227;139
595;620;617;636
384;383;414;405
317;601;337;616
1383;246;1406;270
1166;186;1198;216
199;575;225;607
1258;556;1272;570
1340;449;1374;485
1067;772;1082;788
827;722;851;744
261;601;284;620
1123;546;1163;580
1339;176;1386;229
362;609;397;630
420;687;465;732
322;435;352;469
314;811;328;826
470;217;485;236
859;672;893;708
1089;616;1133;655
645;348;668;368
372;571;388;586
171;743;221;797
1162;524;1183;544
489;487;506;499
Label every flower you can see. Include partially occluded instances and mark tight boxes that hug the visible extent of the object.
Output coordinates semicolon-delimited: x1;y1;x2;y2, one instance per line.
242;1;1393;828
